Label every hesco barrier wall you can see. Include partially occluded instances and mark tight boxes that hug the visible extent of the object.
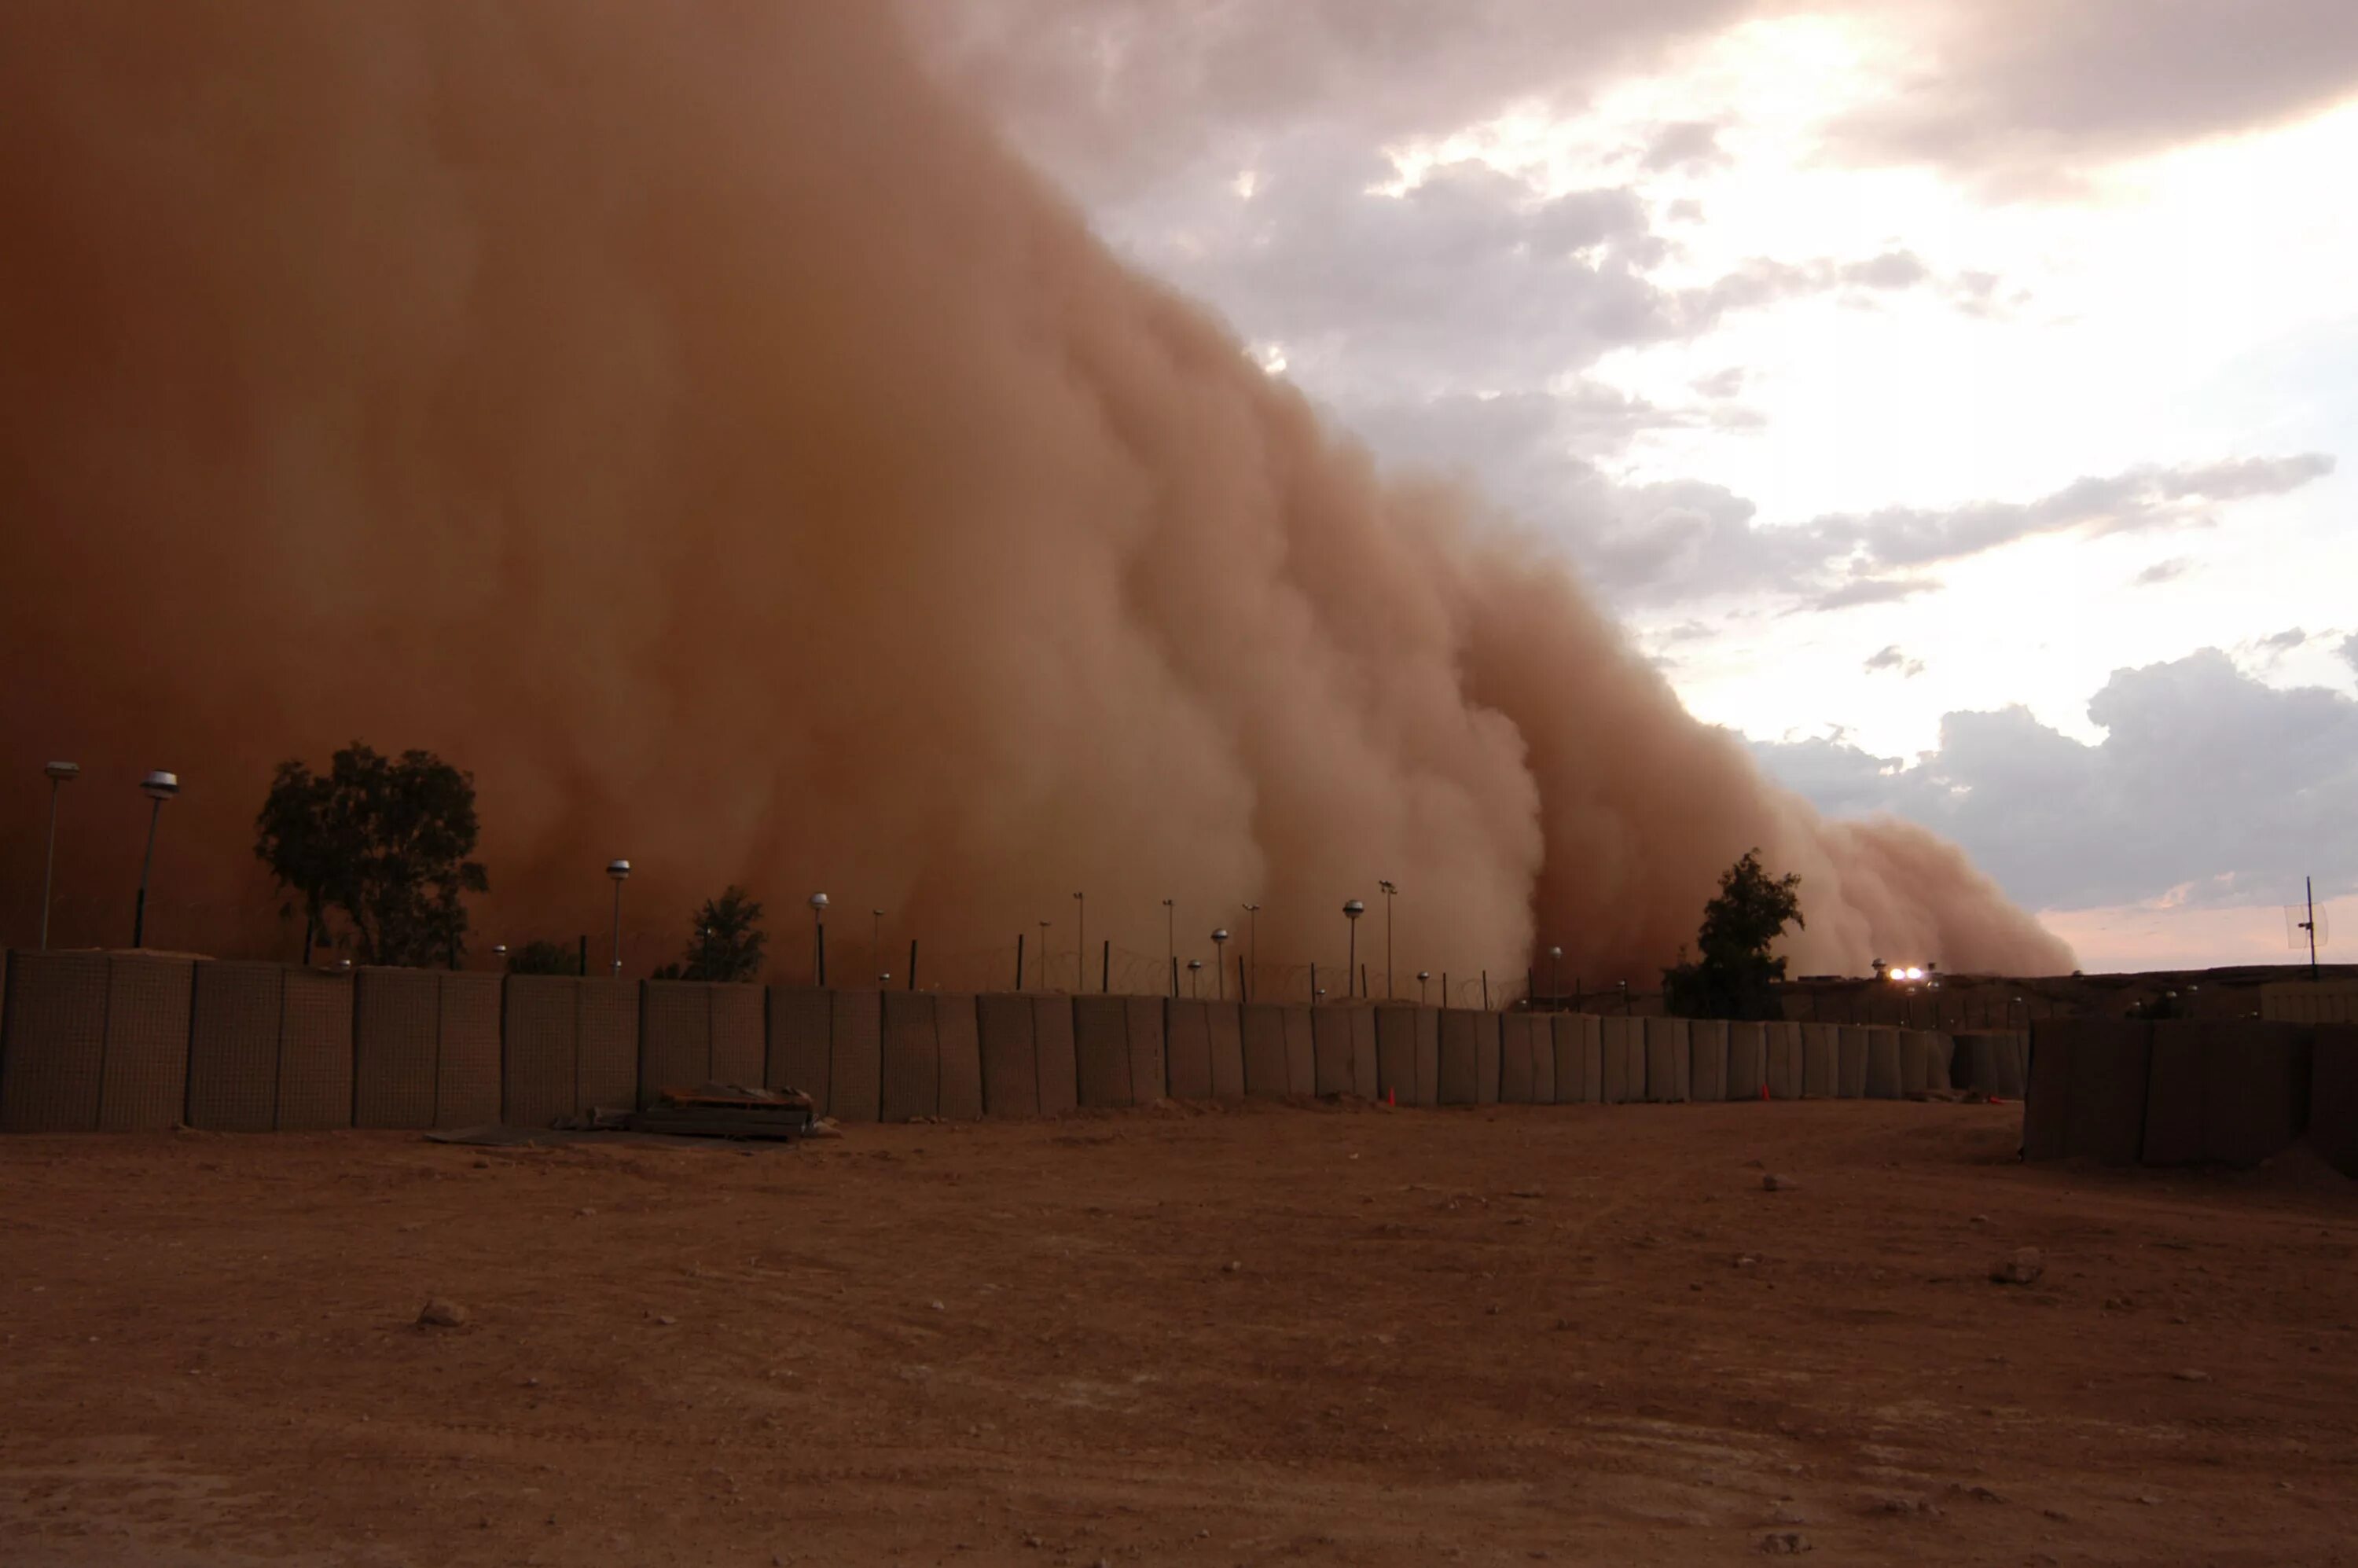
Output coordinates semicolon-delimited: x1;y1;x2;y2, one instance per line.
1727;1022;1765;1101
1375;1005;1438;1106
2313;1026;2358;1177
1644;1017;1689;1103
2262;982;2358;1025
1688;1020;1728;1103
1600;1015;1641;1103
354;968;501;1129
1553;1012;1601;1104
2021;1016;2348;1169
18;961;2341;1158
0;951;197;1133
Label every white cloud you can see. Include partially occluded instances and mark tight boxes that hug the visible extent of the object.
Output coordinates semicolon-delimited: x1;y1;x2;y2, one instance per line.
1753;650;2358;912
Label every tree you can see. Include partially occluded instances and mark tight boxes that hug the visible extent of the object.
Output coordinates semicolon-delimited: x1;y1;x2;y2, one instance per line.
1660;849;1805;1020
254;743;489;968
652;886;768;982
506;939;583;976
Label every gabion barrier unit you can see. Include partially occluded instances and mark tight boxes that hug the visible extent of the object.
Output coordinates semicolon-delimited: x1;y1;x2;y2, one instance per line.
26;953;2335;1170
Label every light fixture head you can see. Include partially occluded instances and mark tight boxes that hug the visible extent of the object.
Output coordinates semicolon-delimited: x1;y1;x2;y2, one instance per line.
1416;970;1430;981
1187;959;1203;971
139;769;179;801
1342;899;1364;919
809;892;830;913
606;858;631;880
1548;946;1563;960
1378;879;1397;894
45;760;79;782
1211;928;1229;943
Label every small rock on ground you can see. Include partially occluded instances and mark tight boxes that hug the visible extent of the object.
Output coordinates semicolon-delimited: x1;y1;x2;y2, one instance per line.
417;1298;469;1329
1757;1532;1813;1555
1762;1174;1799;1192
1990;1247;2044;1286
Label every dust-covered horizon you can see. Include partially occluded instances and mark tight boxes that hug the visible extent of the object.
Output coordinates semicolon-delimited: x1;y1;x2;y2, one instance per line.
0;2;2073;986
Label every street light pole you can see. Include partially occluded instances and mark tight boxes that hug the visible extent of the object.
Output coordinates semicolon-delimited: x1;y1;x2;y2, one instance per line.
1037;920;1050;990
809;893;830;986
39;762;78;950
1162;897;1175;997
1211;928;1229;1000
1074;891;1085;993
1342;900;1364;998
1548;946;1563;1010
1187;958;1203;999
1376;880;1397;999
130;770;179;949
1417;970;1431;1005
605;860;631;976
1242;903;1260;999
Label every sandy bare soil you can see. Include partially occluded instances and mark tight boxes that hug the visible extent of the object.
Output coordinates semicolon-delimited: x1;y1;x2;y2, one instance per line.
2;1100;2355;1567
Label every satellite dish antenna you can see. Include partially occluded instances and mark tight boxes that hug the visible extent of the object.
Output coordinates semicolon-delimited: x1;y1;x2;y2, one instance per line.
2286;876;2330;982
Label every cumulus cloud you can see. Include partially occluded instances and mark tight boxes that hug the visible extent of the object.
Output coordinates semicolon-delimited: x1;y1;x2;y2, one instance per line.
2342;633;2358;676
2135;556;2193;586
1363;406;2332;611
915;0;1752;199
1754;650;2358;912
1864;645;1926;678
1831;0;2358;189
1639;119;1730;174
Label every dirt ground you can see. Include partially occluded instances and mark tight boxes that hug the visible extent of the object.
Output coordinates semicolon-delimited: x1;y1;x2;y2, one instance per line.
2;1100;2355;1567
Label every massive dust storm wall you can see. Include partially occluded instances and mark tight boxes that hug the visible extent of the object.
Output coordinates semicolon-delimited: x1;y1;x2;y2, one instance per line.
0;5;2070;989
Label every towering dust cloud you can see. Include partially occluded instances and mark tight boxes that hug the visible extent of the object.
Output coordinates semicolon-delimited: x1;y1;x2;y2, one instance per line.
0;3;2072;985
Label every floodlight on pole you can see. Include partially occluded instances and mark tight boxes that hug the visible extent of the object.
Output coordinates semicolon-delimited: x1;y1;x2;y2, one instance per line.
1187;957;1203;998
1342;900;1364;997
1417;970;1431;1004
1548;946;1563;1008
1162;897;1176;997
39;761;79;951
1241;903;1261;997
1377;880;1397;999
604;859;631;976
1074;891;1085;994
130;769;179;949
1210;927;1230;999
809;891;830;986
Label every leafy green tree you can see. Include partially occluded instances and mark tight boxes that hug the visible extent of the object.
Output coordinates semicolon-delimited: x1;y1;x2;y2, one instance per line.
254;743;488;968
652;886;768;982
1660;849;1805;1020
506;938;583;976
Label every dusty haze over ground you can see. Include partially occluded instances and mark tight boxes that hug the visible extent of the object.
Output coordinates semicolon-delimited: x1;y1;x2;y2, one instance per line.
0;2;2071;985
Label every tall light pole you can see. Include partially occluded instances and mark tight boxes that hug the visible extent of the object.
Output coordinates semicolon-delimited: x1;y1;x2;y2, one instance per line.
1037;920;1051;990
1417;970;1431;1005
1211;928;1229;999
130;769;178;949
1162;897;1176;996
39;761;78;950
604;859;631;976
1241;902;1261;998
1377;880;1397;999
809;892;830;986
1187;958;1203;998
872;907;884;979
1342;900;1364;997
1074;891;1085;993
1548;946;1563;1009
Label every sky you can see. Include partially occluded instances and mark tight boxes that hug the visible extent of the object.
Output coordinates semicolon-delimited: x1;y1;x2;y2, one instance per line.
923;0;2358;971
